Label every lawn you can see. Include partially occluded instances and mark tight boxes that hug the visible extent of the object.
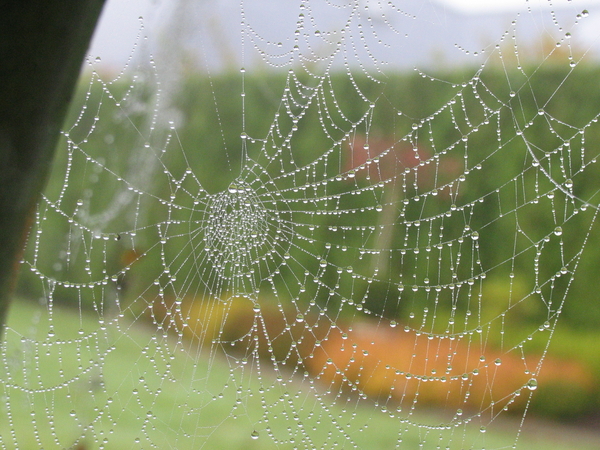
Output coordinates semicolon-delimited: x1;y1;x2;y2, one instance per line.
1;299;597;449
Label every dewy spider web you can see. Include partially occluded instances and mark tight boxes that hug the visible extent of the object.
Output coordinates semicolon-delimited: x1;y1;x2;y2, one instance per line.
2;0;600;449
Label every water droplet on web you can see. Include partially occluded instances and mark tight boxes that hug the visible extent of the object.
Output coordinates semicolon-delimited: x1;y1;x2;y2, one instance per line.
526;378;538;391
565;179;573;189
319;259;327;268
296;314;304;323
554;226;562;236
251;430;259;440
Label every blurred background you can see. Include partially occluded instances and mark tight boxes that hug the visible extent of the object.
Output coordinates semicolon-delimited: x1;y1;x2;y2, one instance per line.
5;0;600;449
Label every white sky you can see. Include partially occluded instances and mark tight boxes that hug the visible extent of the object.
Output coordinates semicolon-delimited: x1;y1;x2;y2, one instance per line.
88;0;600;65
438;0;600;14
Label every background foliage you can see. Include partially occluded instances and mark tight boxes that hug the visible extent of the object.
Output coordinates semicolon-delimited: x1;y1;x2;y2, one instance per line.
17;63;600;421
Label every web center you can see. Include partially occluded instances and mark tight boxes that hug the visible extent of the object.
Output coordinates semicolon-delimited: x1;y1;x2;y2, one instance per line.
205;182;269;254
202;180;288;289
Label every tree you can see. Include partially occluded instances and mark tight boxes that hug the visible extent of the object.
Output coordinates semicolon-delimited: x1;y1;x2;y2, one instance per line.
0;0;106;336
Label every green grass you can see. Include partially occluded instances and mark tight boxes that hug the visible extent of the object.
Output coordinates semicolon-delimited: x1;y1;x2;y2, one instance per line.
1;299;598;449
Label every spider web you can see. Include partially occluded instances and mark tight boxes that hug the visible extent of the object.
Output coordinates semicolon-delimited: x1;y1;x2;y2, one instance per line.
2;1;600;449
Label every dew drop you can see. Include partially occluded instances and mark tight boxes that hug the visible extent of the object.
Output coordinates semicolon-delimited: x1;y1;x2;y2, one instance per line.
554;226;563;236
526;378;538;391
251;430;259;440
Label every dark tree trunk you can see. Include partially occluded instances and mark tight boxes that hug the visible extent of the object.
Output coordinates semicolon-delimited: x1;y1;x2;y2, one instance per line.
0;0;107;336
